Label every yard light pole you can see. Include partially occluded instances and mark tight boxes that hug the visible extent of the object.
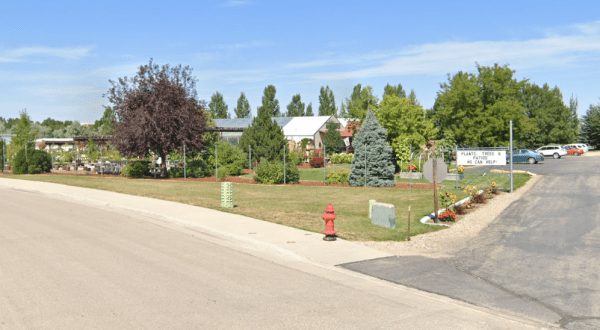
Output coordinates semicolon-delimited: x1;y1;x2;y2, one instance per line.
364;144;367;187
248;145;251;184
284;143;286;184
183;144;187;180
510;121;514;193
323;145;326;185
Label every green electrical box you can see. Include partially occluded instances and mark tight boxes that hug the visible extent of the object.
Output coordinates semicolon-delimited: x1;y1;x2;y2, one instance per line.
221;182;233;208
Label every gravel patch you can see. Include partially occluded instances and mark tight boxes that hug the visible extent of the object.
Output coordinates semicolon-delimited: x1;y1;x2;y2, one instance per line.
359;175;542;258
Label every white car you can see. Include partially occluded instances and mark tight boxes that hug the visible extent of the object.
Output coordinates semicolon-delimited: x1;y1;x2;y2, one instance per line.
564;143;589;153
536;145;568;159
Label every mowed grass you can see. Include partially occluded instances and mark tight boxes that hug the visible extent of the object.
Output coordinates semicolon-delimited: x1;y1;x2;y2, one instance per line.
2;172;529;241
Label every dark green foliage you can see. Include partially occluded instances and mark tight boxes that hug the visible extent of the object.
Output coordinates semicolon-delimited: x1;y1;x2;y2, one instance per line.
234;92;251;118
318;86;336;116
286;94;305;116
12;148;52;174
168;167;184;178
344;84;379;121
383;83;407;98
348;111;396;187
238;95;287;163
122;161;150;178
323;121;345;155
0;139;5;170
326;169;350;184
253;160;299;184
306;103;314;116
257;85;280;117
215;141;245;175
581;103;600;147
209;91;230;119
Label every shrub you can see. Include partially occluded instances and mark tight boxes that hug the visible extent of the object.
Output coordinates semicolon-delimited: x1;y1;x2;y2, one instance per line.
187;159;212;178
122;161;150;178
309;156;324;168
286;150;304;166
471;192;487;204
12;149;52;174
341;153;353;164
217;167;229;180
330;153;342;164
254;161;299;184
453;203;467;215
168;167;184;178
326;169;350;184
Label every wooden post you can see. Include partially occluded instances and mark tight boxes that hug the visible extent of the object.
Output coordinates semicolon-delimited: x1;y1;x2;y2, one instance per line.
407;205;411;241
433;158;438;223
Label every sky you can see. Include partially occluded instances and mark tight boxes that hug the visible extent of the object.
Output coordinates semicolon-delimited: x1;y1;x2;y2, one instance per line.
2;0;600;124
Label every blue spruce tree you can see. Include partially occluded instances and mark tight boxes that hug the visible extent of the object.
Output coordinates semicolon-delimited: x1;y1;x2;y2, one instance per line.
348;111;396;187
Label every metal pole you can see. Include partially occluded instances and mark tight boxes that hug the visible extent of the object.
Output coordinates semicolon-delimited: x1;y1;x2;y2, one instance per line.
455;145;459;189
183;144;186;180
410;147;413;189
364;144;367;187
249;145;251;184
433;158;438;223
215;144;218;182
407;205;411;241
510;121;514;193
284;144;286;184
323;145;326;185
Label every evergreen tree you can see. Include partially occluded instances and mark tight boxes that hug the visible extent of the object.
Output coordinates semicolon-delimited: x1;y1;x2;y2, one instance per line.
322;121;345;155
234;92;251;118
208;91;230;119
238;98;287;163
306;103;314;116
318;86;337;116
286;94;305;117
581;103;600;147
348;111;396;187
257;85;280;117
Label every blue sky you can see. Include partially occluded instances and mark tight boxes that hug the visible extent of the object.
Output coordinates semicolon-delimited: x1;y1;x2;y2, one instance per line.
2;0;600;123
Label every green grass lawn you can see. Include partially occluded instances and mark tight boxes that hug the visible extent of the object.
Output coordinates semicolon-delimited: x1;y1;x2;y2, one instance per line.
2;171;529;241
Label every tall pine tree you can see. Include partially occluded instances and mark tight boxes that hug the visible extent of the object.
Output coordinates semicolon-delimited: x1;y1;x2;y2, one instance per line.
348;111;396;187
257;85;280;117
234;92;251;118
238;89;286;162
208;91;230;119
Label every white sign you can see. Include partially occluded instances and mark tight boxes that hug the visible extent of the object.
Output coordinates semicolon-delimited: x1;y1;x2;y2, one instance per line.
457;150;506;166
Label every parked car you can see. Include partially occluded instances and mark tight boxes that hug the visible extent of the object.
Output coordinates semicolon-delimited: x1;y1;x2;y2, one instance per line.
507;149;545;164
536;145;568;159
565;143;589;153
564;146;584;156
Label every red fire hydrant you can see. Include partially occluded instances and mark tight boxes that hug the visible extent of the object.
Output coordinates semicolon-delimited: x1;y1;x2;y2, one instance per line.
322;203;337;241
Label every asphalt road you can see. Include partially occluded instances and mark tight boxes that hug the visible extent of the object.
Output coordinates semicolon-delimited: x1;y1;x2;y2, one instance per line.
342;155;600;330
0;186;544;329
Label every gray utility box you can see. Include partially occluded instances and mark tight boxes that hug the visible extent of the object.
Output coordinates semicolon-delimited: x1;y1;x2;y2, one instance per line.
371;202;396;229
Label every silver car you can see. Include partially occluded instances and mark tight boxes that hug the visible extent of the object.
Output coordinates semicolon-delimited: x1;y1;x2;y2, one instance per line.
535;145;568;159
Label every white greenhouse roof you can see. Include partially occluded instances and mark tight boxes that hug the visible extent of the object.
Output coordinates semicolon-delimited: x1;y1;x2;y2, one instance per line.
282;116;333;138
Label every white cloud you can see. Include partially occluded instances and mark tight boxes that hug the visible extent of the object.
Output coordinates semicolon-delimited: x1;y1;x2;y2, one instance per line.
0;46;93;62
308;21;600;80
221;1;252;7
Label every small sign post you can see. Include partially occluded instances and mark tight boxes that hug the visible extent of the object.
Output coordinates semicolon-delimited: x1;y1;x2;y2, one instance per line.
424;157;447;223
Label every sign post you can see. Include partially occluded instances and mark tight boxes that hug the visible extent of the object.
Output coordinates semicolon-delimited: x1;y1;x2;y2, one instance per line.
424;157;447;223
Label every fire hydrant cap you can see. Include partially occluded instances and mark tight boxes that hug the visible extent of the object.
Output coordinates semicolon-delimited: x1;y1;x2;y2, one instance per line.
325;203;335;213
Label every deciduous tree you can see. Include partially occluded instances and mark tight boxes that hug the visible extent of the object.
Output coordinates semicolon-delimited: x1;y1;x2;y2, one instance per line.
318;86;337;116
105;59;206;176
286;94;305;117
581;103;600;147
306;103;314;116
345;84;379;121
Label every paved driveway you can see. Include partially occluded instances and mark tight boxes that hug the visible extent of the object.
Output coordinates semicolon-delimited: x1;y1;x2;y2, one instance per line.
342;155;600;329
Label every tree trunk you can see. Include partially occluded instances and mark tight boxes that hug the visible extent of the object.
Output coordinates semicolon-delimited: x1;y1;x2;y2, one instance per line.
159;150;167;178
